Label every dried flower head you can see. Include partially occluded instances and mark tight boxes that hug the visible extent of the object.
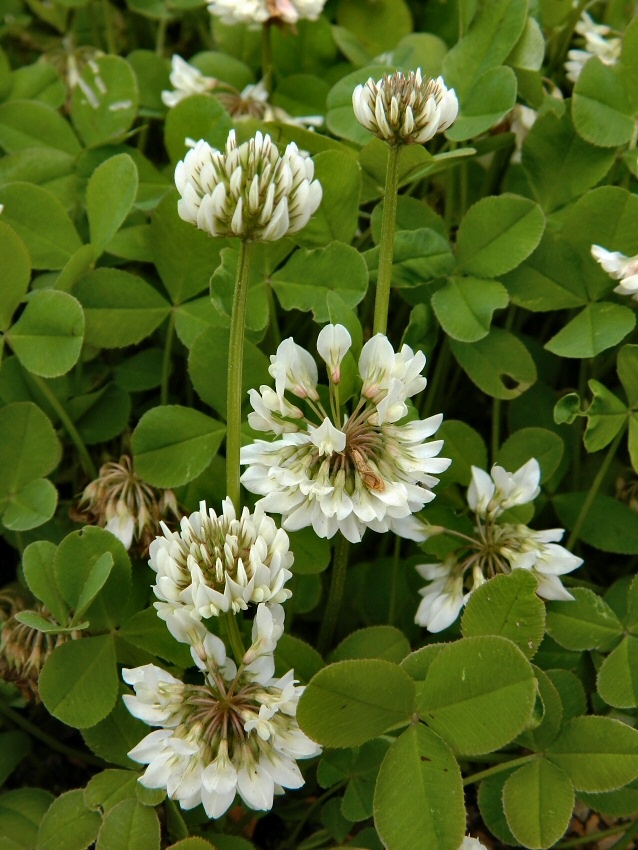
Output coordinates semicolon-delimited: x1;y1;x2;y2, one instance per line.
415;460;582;633
352;69;458;146
241;325;450;543
123;604;320;819
207;0;326;27
149;498;293;641
75;455;179;555
175;130;322;241
0;590;81;702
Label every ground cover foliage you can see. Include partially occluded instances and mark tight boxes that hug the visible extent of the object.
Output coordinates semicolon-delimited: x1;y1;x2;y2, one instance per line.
1;0;638;848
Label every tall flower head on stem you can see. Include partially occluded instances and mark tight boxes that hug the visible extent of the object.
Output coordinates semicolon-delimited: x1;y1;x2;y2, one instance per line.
415;459;582;632
352;69;458;146
149;499;293;642
123;604;320;819
591;245;638;302
207;0;326;26
175;130;322;241
240;324;450;544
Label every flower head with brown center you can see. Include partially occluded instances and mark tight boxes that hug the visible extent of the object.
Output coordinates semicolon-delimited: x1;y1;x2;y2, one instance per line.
241;325;450;543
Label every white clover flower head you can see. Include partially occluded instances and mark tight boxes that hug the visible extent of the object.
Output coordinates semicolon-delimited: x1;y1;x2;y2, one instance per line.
161;55;217;108
415;458;581;632
123;608;321;820
248;386;304;435
591;245;638;301
207;0;326;27
352;69;458;146
241;324;450;544
149;498;293;635
565;10;622;83
175;130;322;241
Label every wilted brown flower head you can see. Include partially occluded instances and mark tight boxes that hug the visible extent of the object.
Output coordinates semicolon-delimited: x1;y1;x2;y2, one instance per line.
74;455;179;556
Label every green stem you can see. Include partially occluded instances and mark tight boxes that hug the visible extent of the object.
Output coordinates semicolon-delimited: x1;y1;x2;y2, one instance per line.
566;422;627;551
318;534;351;654
100;0;117;54
221;610;245;665
28;374;97;480
462;753;538;786
0;699;106;768
283;780;347;849
556;821;637;849
261;22;273;98
491;396;501;462
373;144;401;336
226;239;253;513
160;310;175;406
155;16;167;56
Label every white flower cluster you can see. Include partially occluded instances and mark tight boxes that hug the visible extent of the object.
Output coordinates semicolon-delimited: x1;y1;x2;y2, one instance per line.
240;325;450;543
124;605;320;819
459;839;488;850
591;244;638;302
149;498;293;642
565;11;622;84
415;459;582;632
352;69;458;146
175;130;322;241
162;55;217;108
208;0;326;26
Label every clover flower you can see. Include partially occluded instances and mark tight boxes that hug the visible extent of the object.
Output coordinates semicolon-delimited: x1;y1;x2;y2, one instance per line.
240;325;450;544
161;56;218;108
565;11;622;84
591;245;638;302
75;455;179;554
207;0;326;26
149;498;293;641
0;589;81;702
123;605;320;819
352;69;458;146
415;459;582;632
460;839;488;850
175;130;322;241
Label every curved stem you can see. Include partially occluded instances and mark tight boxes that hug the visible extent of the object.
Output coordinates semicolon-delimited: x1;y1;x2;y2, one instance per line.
462;753;538;786
160;310;175;406
226;240;253;513
221;611;245;666
318;533;350;654
27;374;97;480
388;536;401;625
566;422;627;551
373;144;401;336
0;699;106;768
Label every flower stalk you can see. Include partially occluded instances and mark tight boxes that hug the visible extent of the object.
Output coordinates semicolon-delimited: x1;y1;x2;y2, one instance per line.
226;239;254;512
373;144;401;336
318;533;350;653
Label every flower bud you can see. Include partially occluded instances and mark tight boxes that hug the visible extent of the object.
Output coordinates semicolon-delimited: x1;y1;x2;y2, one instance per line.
175;130;322;242
352;69;458;146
